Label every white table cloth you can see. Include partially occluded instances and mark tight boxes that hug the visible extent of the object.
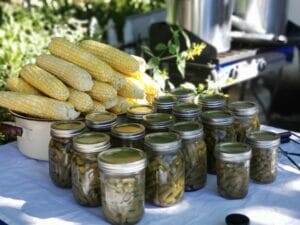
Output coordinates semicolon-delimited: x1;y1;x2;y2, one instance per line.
0;131;300;225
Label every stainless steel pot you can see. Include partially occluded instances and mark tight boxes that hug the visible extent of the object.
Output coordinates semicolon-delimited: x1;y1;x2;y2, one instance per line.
166;0;234;53
233;0;288;35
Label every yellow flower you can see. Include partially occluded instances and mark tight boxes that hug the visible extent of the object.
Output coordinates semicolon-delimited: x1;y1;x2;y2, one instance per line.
186;43;206;61
187;50;194;60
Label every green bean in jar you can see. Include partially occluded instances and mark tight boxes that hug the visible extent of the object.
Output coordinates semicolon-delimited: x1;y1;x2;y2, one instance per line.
49;120;85;188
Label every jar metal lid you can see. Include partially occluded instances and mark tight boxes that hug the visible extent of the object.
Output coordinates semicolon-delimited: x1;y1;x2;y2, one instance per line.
73;132;110;153
198;94;226;108
173;102;200;117
144;132;181;152
171;88;194;101
201;110;234;125
215;142;252;162
98;147;146;174
143;113;173;130
170;121;203;139
51;121;85;138
85;112;117;130
111;123;145;140
246;131;280;148
126;104;154;120
228;101;258;116
154;95;177;109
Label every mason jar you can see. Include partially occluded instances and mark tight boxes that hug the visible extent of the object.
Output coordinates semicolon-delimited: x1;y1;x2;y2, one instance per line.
71;132;110;207
170;121;207;191
173;102;200;122
228;101;260;142
98;147;146;225
85;112;118;134
111;123;145;150
201;110;236;174
198;94;226;112
144;132;185;207
153;94;177;114
126;104;155;123
246;131;280;184
143;113;174;133
49;121;85;188
215;142;252;199
171;87;195;103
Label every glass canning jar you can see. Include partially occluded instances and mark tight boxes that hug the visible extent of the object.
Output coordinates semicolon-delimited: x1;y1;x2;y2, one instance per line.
49;121;85;188
215;142;252;199
173;102;200;122
126;104;155;123
98;147;146;225
71;132;110;207
85;112;118;134
228;101;260;142
144;132;185;207
153;94;177;114
246;131;280;184
198;94;226;112
143;113;174;133
201;110;236;174
111;123;145;150
170;121;207;191
171;87;195;103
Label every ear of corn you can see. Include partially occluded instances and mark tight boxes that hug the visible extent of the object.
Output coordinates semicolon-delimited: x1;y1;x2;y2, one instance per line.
36;54;93;92
20;64;69;101
135;73;160;96
0;91;79;120
126;97;149;105
87;81;117;102
110;71;126;91
48;37;115;83
6;77;42;95
109;96;132;115
86;100;106;114
101;98;118;109
68;88;93;112
118;76;145;99
80;40;139;75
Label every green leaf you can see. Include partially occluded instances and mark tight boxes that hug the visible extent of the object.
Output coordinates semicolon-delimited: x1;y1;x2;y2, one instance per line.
155;43;167;51
168;43;179;55
177;57;186;78
142;45;154;57
148;56;161;69
180;29;191;49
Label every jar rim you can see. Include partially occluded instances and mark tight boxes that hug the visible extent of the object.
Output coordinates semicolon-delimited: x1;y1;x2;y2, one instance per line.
201;110;234;125
171;87;194;98
228;101;258;116
198;94;226;108
170;121;203;139
73;132;110;153
111;123;145;140
246;131;280;148
98;147;146;174
154;95;176;105
51;120;85;138
127;104;154;120
173;102;200;117
215;142;252;162
85;112;117;129
144;132;181;152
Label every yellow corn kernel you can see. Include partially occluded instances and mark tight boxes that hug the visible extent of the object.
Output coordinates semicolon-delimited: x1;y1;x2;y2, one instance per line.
6;77;41;95
20;64;69;101
87;81;117;102
86;100;107;114
80;40;139;75
0;91;79;120
101;98;118;109
68;88;93;113
48;37;115;83
118;76;145;99
109;96;132;115
36;54;93;92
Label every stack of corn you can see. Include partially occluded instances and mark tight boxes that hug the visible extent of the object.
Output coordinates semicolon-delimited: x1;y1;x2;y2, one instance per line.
0;37;160;120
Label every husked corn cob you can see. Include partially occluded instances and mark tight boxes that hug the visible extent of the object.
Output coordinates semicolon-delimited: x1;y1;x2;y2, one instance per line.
20;64;69;101
36;54;93;92
68;88;93;112
101;98;118;109
80;40;139;75
6;77;41;95
48;38;115;83
126;98;149;105
87;100;106;114
118;77;145;99
87;81;117;102
136;73;160;96
109;96;132;115
110;71;126;91
146;93;156;104
0;91;79;120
